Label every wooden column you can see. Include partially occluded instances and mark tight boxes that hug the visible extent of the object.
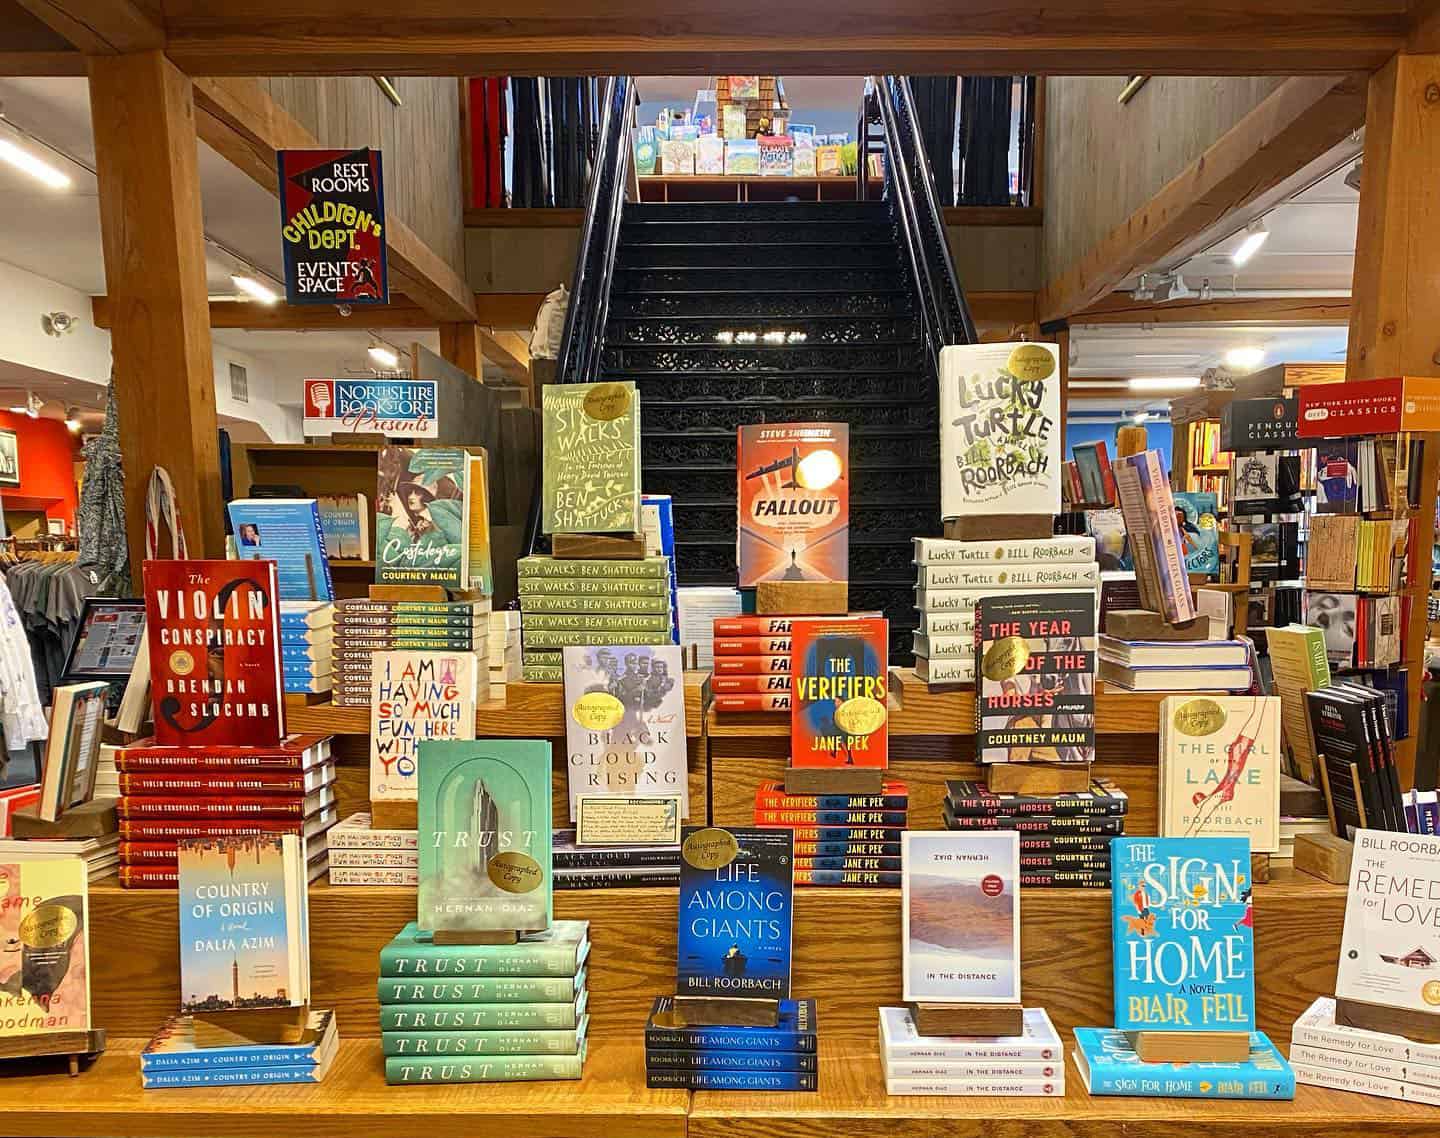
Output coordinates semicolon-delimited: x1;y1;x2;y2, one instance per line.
1347;52;1440;786
88;51;225;564
1055;326;1070;457
439;322;484;380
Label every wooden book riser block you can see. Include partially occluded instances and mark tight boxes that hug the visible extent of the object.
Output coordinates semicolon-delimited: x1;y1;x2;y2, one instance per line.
755;580;847;616
1127;1030;1251;1063
985;763;1091;795
193;1005;309;1045
432;929;523;946
1335;998;1440;1044
11;799;118;839
671;995;780;1028
1294;832;1354;884
943;515;1053;541
370;584;448;603
909;1002;1022;1038
784;766;884;795
550;532;646;560
371;799;418;831
0;1029;106;1076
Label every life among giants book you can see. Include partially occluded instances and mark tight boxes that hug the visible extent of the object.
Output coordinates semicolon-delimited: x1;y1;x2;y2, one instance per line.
143;560;286;748
1111;836;1255;1034
975;594;1095;764
0;857;89;1037
902;831;1020;1004
1159;696;1281;852
370;651;479;803
736;423;849;588
676;826;793;1000
790;616;889;769
416;740;553;935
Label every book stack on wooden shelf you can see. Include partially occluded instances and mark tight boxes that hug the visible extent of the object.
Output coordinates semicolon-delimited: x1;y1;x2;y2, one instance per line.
753;778;907;887
644;996;819;1091
331;598;491;709
1290;997;1440;1105
280;601;333;696
878;1005;1065;1097
1305;683;1405;838
1096;634;1254;692
553;829;680;890
140;1009;339;1089
489;609;521;686
326;811;417;886
0;830;118;881
710;615;795;713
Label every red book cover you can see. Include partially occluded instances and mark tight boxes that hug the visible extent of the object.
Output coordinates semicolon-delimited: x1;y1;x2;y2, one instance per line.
737;422;848;587
712;655;792;675
789;616;889;769
756;808;907;826
117;767;335;796
714;637;793;656
711;675;792;693
116;790;328;819
142;559;286;747
119;866;182;888
713;694;792;713
118;813;334;840
120;841;183;862
713;617;798;637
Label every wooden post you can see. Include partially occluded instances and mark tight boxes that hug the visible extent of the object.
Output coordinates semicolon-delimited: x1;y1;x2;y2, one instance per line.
1055;326;1069;457
440;322;484;380
1347;52;1440;787
88;52;225;563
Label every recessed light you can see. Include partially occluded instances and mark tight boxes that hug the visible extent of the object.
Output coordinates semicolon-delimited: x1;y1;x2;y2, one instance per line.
231;274;279;304
1225;347;1265;370
0;138;70;189
1128;377;1202;390
1231;219;1269;266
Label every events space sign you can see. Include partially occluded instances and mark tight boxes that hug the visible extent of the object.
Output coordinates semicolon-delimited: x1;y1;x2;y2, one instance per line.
277;148;389;306
304;378;439;439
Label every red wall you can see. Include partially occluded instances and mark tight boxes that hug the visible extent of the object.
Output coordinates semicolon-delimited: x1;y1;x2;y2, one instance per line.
0;411;81;532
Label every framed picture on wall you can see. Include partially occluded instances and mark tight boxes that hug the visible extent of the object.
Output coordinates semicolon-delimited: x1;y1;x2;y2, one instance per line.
0;429;20;487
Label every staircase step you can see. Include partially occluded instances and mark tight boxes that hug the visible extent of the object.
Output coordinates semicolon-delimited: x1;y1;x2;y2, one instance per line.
642;432;940;469
608;291;913;319
616;242;901;270
620;220;895;245
642;402;934;434
602;343;924;376
606;314;919;345
624;201;888;223
626;370;931;405
613;266;907;294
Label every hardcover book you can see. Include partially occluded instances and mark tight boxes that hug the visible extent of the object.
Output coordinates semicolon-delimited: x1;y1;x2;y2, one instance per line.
790;616;889;769
416;740;553;935
379;920;589;977
736;422;849;587
1073;1028;1293;1099
228;499;335;602
141;1008;335;1071
316;493;370;560
177;835;310;1013
1114;450;1195;622
370;651;479;803
938;342;1060;520
974;593;1096;764
541;381;642;534
376;446;471;589
912;536;1095;565
902;831;1020;1004
677;826;793;999
1111;836;1255;1033
37;681;108;822
1172;491;1220;576
562;644;688;821
1160;697;1281;852
466;451;494;596
0;857;89;1036
143;559;286;748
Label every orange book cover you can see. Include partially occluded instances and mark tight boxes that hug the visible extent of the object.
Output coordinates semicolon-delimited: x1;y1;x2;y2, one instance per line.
789;616;889;769
737;423;849;588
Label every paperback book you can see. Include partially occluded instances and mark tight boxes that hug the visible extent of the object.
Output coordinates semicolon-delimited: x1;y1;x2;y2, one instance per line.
736;422;849;587
0;857;89;1036
141;1008;336;1073
790;616;889;769
228;499;334;602
379;920;590;978
370;651;479;802
1072;1028;1293;1098
37;681;107;821
541;381;641;534
316;493;369;560
375;446;471;589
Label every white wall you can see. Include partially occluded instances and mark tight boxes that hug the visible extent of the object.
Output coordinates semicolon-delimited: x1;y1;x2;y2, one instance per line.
210;343;304;443
0;260;111;384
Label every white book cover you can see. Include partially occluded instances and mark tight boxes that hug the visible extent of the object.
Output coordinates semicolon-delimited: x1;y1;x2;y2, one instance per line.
902;831;1020;1003
1293;1061;1440;1105
917;563;1100;591
913;535;1095;566
1338;831;1440;1015
1293;995;1440;1067
368;651;478;801
912;632;973;660
918;611;976;637
914;658;975;684
884;1074;1063;1096
1289;1043;1440;1088
939;342;1061;520
878;1006;1061;1061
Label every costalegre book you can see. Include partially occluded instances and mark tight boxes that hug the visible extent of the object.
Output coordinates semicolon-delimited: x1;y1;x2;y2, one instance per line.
370;651;478;803
1160;696;1281;852
790;616;888;769
0;857;89;1036
376;446;471;589
541;381;641;534
737;422;848;587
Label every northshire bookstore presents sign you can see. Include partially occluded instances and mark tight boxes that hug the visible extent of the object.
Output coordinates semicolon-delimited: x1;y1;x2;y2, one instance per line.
304;379;439;439
277;147;388;306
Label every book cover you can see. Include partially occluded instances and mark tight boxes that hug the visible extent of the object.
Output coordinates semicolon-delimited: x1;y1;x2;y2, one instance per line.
38;681;107;821
975;593;1095;764
902;831;1019;1003
375;446;471;588
790;617;889;769
1111;836;1255;1033
1265;625;1330;782
1072;1028;1293;1098
466;451;494;596
416;740;553;935
370;651;479;802
736;422;849;587
562;644;688;821
677;826;793;999
177;835;308;1013
1115;451;1196;623
1337;829;1440;1015
939;342;1060;519
645;995;817;1051
541;381;641;534
379;919;589;977
316;493;369;560
1159;697;1282;852
0;857;88;1036
142;559;286;748
1172;492;1220;576
228;499;335;602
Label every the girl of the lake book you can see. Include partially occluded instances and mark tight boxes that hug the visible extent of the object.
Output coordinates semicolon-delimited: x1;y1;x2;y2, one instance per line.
1159;697;1281;853
178;836;310;1013
417;740;552;935
677;826;793;999
1110;837;1254;1034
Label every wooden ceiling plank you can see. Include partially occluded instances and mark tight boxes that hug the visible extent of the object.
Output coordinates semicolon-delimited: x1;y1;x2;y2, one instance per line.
12;0;163;53
1071;294;1352;325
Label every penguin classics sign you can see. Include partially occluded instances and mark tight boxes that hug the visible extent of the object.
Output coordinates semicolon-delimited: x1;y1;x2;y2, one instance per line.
277;148;389;306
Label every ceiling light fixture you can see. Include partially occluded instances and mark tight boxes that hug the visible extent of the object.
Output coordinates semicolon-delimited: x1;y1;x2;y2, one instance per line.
231;274;279;304
367;342;400;369
1132;273;1155;301
1231;218;1270;266
0;137;70;189
1131;411;1151;423
1128;377;1202;390
1225;346;1266;370
1161;273;1193;302
1199;277;1214;301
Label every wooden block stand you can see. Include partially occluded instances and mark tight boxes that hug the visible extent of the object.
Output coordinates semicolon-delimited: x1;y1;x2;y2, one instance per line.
985;763;1090;795
0;1029;106;1077
671;995;780;1028
1294;832;1354;884
908;1002;1022;1038
11;799;118;839
551;532;646;560
1127;1030;1251;1063
1335;998;1440;1044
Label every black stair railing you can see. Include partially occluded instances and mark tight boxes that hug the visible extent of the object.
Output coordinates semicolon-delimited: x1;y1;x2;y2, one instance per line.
525;75;636;554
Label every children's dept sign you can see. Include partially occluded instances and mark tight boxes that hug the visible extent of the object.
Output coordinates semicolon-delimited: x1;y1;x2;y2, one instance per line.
304;379;438;438
277;148;388;305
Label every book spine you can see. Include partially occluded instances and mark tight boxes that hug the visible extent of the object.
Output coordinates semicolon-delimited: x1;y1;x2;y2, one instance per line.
913;536;1094;565
520;613;671;632
913;632;973;659
915;659;975;683
385;1054;584;1083
793;855;901;871
1019;870;1112;888
884;1042;1061;1062
121;841;183;863
140;1048;318;1071
119;866;180;887
782;826;903;842
552;848;679;868
335;601;488;614
523;630;670;648
918;611;976;636
116;753;310;771
329;866;418;886
715;694;793;712
754;791;909;810
521;665;563;683
327;826;417;850
1019;853;1112;870
328;849;418;868
793;869;901;886
1018;835;1118;852
518;595;669;614
710;655;792;675
885;1075;1062;1096
335;615;486;630
142;1064;323;1088
793;840;901;857
518;557;666;579
714;637;793;656
334;635;482;649
555;868;678;889
377;980;580;1006
917;564;1099;590
711;675;792;694
945;798;1124;818
713;617;797;636
1293;1061;1440;1104
756;809;906;826
945;813;1123;834
382;1027;584;1055
645;1068;818;1091
380;944;582;978
1289;1018;1440;1065
117;796;311;818
1139;451;1197;622
1287;1043;1432;1084
646;1026;817;1052
119;818;323;839
118;772;322;795
646;1048;816;1071
517;577;667;596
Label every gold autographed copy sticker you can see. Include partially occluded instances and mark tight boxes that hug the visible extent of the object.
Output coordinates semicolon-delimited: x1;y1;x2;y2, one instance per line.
982;635;1031;682
834;695;887;737
683;827;739;871
169;649;195;677
1172;698;1226;738
571;691;625;732
20;902;77;948
1007;343;1056;382
583;382;631;421
487;851;544;894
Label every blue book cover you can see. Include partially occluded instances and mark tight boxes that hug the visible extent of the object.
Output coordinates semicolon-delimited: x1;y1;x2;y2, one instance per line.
1111;836;1254;1033
1073;1028;1294;1099
142;1063;330;1088
229;499;334;602
645;996;817;1051
646;1048;817;1071
1172;492;1219;576
641;494;680;643
676;827;793;999
645;1068;818;1091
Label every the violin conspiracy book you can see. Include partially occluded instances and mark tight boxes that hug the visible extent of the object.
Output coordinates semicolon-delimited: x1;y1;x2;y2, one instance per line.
142;560;286;749
737;423;849;588
790;617;888;769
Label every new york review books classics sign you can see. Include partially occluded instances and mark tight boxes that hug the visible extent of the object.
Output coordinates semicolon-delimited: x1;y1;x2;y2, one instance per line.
304;378;439;439
277;147;388;306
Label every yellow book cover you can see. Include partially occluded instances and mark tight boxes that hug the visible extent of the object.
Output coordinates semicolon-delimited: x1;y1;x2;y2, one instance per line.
0;857;89;1036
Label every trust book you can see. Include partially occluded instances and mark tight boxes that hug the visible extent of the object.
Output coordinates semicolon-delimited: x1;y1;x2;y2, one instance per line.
1111;836;1255;1033
1159;696;1281;852
143;559;286;748
902;831;1020;1004
677;826;793;999
790;616;889;769
375;446;471;589
736;422;849;587
542;381;641;534
0;857;89;1037
562;644;689;821
370;651;479;802
416;740;553;935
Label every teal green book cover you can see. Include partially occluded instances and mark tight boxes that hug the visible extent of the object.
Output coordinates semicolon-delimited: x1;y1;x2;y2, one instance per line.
376;446;470;589
417;740;553;934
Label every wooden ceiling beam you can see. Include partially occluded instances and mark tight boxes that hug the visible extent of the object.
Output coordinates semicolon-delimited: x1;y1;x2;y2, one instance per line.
1071;294;1352;326
12;0;163;53
90;292;546;332
1037;74;1370;325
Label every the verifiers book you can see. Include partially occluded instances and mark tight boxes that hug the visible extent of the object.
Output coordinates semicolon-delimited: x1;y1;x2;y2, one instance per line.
790;616;889;769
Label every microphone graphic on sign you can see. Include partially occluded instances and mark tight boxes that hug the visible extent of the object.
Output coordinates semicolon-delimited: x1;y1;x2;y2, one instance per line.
308;381;332;418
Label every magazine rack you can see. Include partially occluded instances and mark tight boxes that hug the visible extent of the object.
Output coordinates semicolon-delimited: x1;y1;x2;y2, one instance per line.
0;1028;106;1076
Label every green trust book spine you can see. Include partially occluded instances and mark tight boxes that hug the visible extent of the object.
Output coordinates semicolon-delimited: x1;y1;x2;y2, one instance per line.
521;613;672;633
519;555;667;580
519;594;671;614
541;380;641;535
379;920;589;977
518;577;668;597
376;973;584;1004
386;1048;586;1084
524;630;671;648
382;1018;588;1056
380;995;587;1032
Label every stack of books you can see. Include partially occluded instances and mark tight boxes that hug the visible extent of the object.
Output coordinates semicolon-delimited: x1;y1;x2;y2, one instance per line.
553;829;679;890
489;609;521;686
910;535;1099;685
754;779;907;887
1073;1028;1295;1098
517;556;673;684
115;734;337;888
878;1006;1065;1097
379;920;591;1085
644;996;819;1091
327;811;417;886
941;780;1127;889
1290;996;1440;1104
1306;682;1405;837
331;597;491;708
140;1009;340;1089
710;616;794;713
1096;635;1254;692
280;601;333;696
94;743;120;800
0;832;119;880
1304;591;1402;670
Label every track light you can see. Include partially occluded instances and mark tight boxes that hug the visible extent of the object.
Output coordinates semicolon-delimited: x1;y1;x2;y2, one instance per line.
1132;273;1155;301
1128;377;1201;391
231;274;279;304
0;137;70;189
367;342;400;369
1198;277;1213;301
1231;219;1269;266
1225;347;1265;370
